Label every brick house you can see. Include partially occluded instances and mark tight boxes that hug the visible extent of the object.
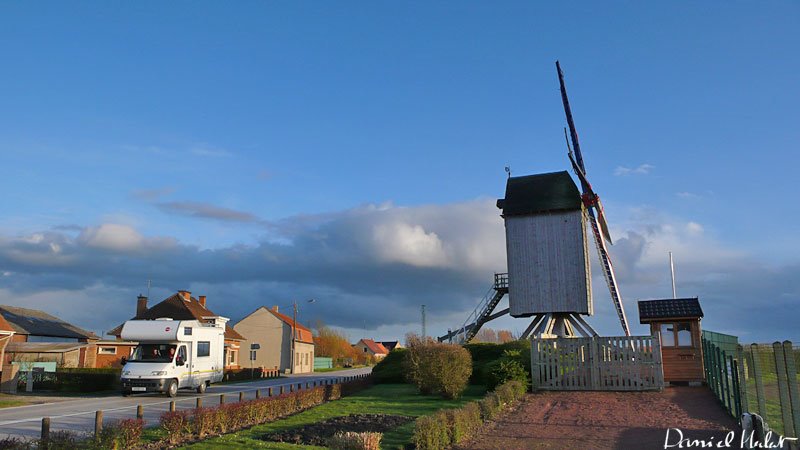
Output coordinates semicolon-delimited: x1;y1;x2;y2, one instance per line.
107;291;245;370
232;306;315;374
353;339;389;360
0;305;99;368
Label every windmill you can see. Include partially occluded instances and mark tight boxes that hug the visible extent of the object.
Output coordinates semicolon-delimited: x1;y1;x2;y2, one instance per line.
439;62;630;343
557;60;630;336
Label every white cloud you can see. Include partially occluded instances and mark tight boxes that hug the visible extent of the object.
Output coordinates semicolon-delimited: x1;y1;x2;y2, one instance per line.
78;224;144;251
372;222;447;267
614;164;655;176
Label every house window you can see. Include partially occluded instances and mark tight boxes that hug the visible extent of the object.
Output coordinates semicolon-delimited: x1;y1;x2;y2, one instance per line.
250;350;257;361
197;341;211;357
229;350;236;365
659;322;693;347
363;347;367;353
184;327;192;336
98;347;116;355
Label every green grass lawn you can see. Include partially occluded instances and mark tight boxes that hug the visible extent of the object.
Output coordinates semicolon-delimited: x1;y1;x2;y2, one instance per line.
0;394;27;408
179;384;486;450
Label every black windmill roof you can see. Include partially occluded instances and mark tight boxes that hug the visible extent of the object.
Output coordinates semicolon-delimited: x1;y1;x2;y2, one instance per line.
496;171;582;216
637;298;704;323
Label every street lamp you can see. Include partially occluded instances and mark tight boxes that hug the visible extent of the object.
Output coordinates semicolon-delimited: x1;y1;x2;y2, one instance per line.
291;299;316;374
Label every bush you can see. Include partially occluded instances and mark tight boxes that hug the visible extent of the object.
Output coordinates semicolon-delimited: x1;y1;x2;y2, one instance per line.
96;418;143;449
494;379;527;405
0;436;33;449
445;402;481;444
414;380;524;450
160;410;191;444
486;350;529;391
43;431;82;450
404;340;472;399
371;348;407;384
413;413;450;450
478;392;502;421
328;431;382;450
465;340;531;387
20;368;121;393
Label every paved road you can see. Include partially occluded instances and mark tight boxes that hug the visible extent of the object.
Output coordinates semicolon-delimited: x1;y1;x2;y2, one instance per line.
0;367;371;439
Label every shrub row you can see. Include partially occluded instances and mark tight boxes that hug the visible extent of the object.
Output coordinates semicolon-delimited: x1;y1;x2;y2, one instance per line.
223;367;280;382
412;380;527;450
0;377;372;450
19;369;121;393
158;376;373;446
0;419;143;450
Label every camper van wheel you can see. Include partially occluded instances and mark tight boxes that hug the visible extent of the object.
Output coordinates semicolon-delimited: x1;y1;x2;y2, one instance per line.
166;379;178;397
197;381;207;394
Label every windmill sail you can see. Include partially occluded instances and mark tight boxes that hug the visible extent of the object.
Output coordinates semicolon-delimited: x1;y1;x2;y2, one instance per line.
557;61;630;336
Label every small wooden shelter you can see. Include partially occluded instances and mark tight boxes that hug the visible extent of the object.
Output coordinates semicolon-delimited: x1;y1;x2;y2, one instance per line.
638;298;704;384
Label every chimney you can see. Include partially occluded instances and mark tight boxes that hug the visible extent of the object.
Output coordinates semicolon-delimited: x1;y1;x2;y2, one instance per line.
179;290;191;301
199;295;206;307
136;295;148;316
272;305;279;313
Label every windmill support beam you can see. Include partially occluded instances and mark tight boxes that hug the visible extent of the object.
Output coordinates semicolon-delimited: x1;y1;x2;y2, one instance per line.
520;314;544;340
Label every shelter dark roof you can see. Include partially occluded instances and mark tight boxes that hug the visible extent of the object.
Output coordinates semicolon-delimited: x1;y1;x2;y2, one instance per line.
638;298;704;323
496;171;582;216
108;293;245;341
0;305;98;340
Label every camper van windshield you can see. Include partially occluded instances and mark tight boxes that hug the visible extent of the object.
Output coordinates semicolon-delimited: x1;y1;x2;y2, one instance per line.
129;344;178;363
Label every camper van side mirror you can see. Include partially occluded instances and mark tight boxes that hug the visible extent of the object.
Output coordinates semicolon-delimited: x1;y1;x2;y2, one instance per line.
120;357;127;365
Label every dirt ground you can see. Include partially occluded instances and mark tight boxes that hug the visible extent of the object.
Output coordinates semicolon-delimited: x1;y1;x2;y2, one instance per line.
460;387;739;450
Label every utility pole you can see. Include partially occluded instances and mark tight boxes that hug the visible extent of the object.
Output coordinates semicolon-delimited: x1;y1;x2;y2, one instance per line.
291;301;297;374
421;305;426;338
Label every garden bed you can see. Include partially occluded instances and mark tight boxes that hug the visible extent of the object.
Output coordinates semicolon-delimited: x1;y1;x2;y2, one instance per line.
261;414;413;446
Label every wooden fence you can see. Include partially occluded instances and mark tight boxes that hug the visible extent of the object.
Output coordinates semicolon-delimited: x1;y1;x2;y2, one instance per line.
702;333;799;441
531;335;664;391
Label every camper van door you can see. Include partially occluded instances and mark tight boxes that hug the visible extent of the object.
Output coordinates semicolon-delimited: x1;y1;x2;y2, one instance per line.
176;343;191;387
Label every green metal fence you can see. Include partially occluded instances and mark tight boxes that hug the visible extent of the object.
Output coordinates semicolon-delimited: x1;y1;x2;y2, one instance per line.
702;330;800;440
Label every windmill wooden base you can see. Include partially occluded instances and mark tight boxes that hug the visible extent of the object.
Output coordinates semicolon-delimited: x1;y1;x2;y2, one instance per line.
522;313;599;339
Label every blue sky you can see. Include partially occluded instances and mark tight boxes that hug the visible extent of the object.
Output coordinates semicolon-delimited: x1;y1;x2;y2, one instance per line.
1;2;798;342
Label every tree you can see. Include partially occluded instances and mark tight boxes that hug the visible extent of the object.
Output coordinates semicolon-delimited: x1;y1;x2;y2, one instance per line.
314;324;359;366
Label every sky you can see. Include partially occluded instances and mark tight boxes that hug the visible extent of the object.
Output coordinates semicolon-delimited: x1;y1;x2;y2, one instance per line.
1;2;798;343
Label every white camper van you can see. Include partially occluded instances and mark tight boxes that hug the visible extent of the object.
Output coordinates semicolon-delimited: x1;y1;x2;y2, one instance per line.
119;317;228;397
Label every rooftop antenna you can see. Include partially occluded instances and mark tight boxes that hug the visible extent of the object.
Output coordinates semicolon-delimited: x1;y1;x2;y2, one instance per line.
504;166;511;178
669;252;677;299
147;279;151;298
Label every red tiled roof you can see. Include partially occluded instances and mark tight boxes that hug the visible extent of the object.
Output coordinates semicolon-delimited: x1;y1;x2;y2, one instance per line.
359;339;388;355
108;293;244;341
266;308;314;344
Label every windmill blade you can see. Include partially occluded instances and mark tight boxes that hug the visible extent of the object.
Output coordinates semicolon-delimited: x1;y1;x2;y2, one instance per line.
569;152;613;243
593;198;614;245
588;214;631;336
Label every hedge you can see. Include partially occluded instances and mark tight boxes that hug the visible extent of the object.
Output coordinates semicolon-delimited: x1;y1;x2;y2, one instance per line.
19;368;122;393
371;348;407;384
0;377;373;450
464;340;531;386
413;380;527;450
